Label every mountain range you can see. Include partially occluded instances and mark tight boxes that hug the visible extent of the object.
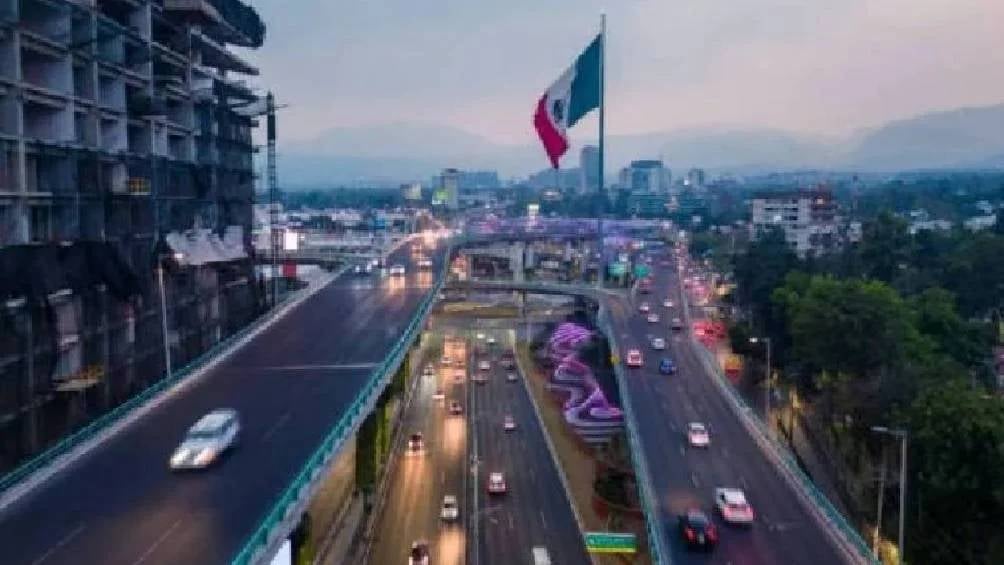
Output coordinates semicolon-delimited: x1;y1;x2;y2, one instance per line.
276;104;1004;187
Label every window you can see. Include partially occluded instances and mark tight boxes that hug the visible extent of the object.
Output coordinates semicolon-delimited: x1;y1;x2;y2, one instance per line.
29;205;51;242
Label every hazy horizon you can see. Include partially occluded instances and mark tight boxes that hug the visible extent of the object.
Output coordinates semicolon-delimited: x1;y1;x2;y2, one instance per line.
241;0;1004;149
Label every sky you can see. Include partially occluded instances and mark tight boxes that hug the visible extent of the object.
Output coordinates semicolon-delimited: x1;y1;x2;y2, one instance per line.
240;0;1004;147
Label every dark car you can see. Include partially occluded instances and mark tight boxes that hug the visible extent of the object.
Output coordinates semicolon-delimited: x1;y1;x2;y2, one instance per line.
659;358;676;375
678;509;717;550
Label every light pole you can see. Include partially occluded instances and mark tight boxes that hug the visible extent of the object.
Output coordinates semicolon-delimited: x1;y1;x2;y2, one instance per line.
749;336;772;433
157;251;184;380
871;426;908;563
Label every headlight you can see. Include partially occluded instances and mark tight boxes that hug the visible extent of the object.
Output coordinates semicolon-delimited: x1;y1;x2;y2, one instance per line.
194;448;217;466
170;449;189;466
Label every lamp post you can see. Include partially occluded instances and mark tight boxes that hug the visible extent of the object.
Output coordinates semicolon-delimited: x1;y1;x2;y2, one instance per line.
749;336;772;433
157;251;184;380
871;426;908;562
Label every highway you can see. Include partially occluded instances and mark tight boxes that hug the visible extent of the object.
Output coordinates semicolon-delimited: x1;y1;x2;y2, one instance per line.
470;332;588;565
0;241;445;565
608;250;850;564
367;336;469;565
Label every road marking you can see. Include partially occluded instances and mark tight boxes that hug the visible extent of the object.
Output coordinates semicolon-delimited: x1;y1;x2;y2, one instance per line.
263;363;379;371
540;510;548;530
508;513;515;531
690;473;700;488
31;524;85;565
740;476;749;489
679;444;686;456
261;411;292;442
132;519;182;565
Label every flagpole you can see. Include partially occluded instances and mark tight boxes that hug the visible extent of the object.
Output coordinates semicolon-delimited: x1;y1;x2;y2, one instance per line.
596;13;606;288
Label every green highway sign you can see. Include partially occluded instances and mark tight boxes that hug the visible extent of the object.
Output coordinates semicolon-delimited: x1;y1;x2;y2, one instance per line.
634;264;651;278
585;532;637;554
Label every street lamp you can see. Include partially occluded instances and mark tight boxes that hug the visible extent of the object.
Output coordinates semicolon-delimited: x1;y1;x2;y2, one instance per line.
871;426;908;563
157;251;184;380
749;336;772;434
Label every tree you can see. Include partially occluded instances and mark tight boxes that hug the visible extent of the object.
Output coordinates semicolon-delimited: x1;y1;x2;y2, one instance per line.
904;379;1004;564
734;226;799;336
860;211;913;284
909;287;989;370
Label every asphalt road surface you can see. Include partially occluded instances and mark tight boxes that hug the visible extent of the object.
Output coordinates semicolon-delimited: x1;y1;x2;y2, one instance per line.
610;252;850;565
470;333;588;565
0;241;445;565
367;337;469;565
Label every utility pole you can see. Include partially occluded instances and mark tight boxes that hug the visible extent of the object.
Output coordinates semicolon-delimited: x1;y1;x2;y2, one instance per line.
750;336;772;434
874;444;887;557
266;92;279;309
871;426;908;563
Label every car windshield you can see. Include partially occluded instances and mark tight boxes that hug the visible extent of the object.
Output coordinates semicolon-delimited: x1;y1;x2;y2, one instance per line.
186;429;222;441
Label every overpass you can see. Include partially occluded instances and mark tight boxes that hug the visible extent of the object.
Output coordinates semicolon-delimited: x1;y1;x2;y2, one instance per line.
0;241;450;565
447;278;874;565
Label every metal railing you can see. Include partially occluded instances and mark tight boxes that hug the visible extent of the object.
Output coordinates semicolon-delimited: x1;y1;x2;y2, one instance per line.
230;245;451;565
596;305;672;564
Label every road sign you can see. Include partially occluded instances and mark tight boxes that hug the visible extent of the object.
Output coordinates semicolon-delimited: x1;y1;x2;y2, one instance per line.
633;264;651;278
585;532;637;554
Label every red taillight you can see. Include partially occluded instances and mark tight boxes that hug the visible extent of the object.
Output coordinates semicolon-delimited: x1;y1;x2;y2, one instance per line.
685;528;695;540
707;527;717;540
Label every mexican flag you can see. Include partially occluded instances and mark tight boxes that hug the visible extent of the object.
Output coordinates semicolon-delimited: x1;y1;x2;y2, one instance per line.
533;34;602;169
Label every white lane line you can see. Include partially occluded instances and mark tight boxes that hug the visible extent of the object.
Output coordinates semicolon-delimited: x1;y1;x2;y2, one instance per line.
679;444;686;457
261;411;292;442
540;510;548;530
691;473;700;488
30;524;85;565
508;512;515;531
263;363;379;371
132;518;182;565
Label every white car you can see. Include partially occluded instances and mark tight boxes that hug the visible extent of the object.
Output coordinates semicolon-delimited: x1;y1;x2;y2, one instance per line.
504;415;516;431
671;317;683;330
687;422;710;447
715;488;755;524
626;349;643;367
432;389;445;402
389;264;406;276
507;372;518;382
486;336;497;345
487;472;507;494
638;302;651;313
417;257;433;269
441;355;452;365
440;494;459;521
478;360;491;371
169;408;240;470
647;313;659;323
651;337;666;350
423;364;435;377
663;299;674;308
476;332;486;341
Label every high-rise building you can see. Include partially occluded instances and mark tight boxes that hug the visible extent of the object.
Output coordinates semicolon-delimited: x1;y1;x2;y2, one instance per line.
0;0;267;471
579;145;600;194
749;189;839;257
686;168;706;188
441;168;460;210
619;160;670;194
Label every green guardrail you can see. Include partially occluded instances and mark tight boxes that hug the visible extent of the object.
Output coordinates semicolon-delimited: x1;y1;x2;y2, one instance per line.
598;307;671;565
230;245;453;565
0;281;316;496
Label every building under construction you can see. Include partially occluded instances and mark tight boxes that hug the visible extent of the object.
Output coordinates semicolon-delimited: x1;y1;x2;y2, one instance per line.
0;0;268;472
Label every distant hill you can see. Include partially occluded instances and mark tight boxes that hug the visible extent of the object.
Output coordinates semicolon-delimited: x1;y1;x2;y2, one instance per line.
276;103;1004;187
842;104;1004;171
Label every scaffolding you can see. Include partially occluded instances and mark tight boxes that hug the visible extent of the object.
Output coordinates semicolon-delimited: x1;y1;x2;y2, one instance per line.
0;0;266;472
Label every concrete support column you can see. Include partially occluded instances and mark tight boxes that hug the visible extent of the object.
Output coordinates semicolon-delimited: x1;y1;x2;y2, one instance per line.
512;242;525;282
